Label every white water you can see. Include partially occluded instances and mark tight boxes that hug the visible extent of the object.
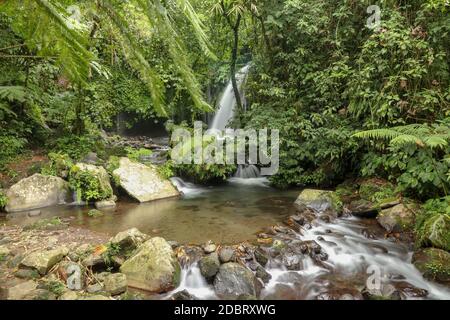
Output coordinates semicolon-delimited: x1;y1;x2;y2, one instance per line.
261;217;450;300
210;64;251;131
170;177;208;198
172;263;216;300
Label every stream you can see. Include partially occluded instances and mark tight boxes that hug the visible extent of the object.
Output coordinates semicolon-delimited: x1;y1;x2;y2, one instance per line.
2;177;450;300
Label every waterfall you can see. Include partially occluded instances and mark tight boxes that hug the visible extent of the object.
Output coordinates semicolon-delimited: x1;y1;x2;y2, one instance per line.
210;64;251;131
209;64;262;179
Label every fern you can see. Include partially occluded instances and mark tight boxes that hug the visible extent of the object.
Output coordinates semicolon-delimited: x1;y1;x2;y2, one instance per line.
353;121;450;150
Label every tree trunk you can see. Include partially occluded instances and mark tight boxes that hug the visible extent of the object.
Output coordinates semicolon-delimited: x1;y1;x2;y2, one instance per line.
230;14;243;112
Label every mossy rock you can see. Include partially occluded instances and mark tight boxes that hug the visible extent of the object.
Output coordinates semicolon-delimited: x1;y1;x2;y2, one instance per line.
295;189;343;214
416;213;450;252
413;248;450;285
377;204;415;233
358;179;396;204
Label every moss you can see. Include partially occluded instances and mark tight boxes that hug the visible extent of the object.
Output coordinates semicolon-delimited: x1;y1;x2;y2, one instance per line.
413;248;450;283
359;180;396;204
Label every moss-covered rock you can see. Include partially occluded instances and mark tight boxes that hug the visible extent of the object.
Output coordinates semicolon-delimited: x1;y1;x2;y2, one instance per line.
377;204;415;233
412;248;450;285
119;237;181;293
416;214;450;251
294;189;342;214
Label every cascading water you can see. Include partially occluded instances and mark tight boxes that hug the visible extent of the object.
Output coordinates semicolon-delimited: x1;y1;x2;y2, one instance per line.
209;64;262;179
210;64;250;131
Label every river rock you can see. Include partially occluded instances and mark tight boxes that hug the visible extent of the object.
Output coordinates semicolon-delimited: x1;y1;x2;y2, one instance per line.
103;273;127;295
294;189;341;214
86;283;104;294
14;269;40;280
5;174;70;212
254;249;269;266
113;157;179;203
95;198;116;209
170;290;198;300
20;246;68;275
7;280;38;300
109;228;149;255
361;283;401;300
202;241;217;254
199;252;220;282
218;246;235;263
214;263;259;300
412;248;450;284
120;237;181;293
346;199;379;218
255;265;272;283
59;291;79;300
0;245;10;258
377;204;415;233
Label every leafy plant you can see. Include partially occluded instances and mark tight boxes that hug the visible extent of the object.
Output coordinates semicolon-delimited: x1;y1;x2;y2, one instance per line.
125;147;153;162
69;165;112;202
0;191;7;210
41;153;73;178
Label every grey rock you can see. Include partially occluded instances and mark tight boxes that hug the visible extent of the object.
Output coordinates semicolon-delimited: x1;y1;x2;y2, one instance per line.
214;263;259;300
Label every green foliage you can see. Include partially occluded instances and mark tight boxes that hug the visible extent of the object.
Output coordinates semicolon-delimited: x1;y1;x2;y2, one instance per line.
41;152;73;177
0;190;7;210
157;160;176;180
50;135;100;161
125;147;152;162
416;197;450;251
69;165;112;202
103;242;122;268
169;132;237;184
359;180;397;204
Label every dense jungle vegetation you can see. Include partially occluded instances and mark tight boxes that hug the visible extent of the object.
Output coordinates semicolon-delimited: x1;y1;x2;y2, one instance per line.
0;0;449;215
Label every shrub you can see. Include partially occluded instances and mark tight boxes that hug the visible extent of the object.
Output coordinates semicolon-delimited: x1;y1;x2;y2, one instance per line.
0;190;7;210
50;135;102;161
69;165;112;202
41;153;73;178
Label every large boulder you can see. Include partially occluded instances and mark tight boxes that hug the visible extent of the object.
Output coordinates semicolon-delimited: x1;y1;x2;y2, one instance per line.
213;263;259;300
5;174;70;212
120;237;181;293
20;246;68;275
294;189;341;214
377;204;415;233
413;248;450;285
113;157;179;203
